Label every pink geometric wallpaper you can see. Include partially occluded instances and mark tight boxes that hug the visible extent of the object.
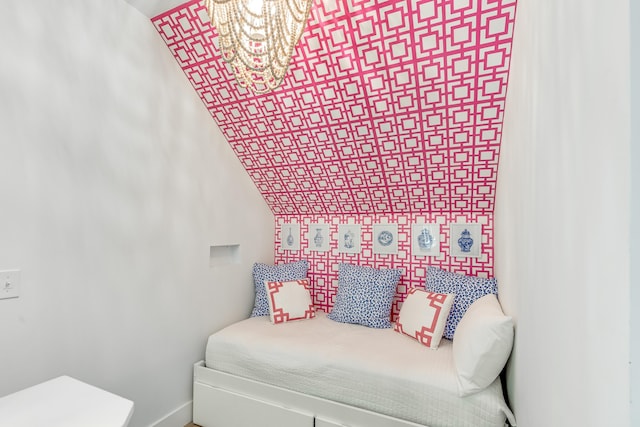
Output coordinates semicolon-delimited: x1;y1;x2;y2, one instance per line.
152;0;516;216
274;213;494;320
152;0;517;313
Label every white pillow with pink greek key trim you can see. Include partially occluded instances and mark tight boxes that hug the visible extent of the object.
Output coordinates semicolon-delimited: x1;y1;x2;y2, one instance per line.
394;288;455;349
264;278;315;324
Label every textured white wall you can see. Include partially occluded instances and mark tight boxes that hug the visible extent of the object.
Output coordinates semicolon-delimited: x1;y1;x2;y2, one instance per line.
0;1;274;426
495;0;630;426
124;0;186;18
631;0;640;423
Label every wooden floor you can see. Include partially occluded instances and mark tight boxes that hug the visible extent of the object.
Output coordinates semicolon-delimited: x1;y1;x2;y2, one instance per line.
184;423;200;427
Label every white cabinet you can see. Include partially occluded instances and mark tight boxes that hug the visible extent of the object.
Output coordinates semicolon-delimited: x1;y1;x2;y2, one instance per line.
0;376;134;427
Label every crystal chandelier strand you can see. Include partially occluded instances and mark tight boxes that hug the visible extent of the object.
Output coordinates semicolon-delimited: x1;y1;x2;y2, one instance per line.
204;0;313;94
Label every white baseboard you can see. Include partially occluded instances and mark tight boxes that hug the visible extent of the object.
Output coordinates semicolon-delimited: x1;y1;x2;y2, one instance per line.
149;401;193;427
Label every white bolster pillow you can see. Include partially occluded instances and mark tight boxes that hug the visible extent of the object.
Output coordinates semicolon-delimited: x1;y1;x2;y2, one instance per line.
453;294;514;397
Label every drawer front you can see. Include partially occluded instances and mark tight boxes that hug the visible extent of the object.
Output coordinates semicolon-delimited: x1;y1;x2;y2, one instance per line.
193;382;314;427
315;417;349;427
316;413;426;427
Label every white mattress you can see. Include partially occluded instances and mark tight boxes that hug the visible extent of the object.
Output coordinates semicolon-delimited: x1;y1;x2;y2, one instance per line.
205;313;515;427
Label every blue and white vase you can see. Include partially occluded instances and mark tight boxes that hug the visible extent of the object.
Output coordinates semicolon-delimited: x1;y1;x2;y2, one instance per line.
286;228;294;247
314;229;324;248
457;229;474;253
344;230;354;249
418;228;434;250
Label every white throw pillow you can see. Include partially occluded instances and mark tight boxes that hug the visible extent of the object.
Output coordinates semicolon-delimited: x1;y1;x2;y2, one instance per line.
453;293;514;396
264;279;315;324
394;288;455;349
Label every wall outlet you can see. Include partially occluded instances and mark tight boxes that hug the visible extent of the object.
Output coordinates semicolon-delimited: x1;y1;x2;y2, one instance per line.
0;270;21;300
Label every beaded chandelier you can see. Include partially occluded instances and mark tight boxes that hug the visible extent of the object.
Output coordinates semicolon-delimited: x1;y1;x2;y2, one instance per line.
204;0;313;94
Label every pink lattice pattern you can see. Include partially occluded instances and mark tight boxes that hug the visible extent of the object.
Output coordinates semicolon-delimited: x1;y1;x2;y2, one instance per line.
152;0;516;216
274;213;494;320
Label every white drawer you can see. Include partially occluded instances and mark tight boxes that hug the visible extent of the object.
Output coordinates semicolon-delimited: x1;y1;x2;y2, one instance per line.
193;382;314;427
315;412;426;427
315;416;349;427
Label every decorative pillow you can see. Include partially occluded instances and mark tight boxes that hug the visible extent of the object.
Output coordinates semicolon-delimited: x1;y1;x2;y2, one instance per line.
264;279;315;324
328;263;402;329
394;288;455;349
425;266;498;340
453;294;514;396
251;260;309;317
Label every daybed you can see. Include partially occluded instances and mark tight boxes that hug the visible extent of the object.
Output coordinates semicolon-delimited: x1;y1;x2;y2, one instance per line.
192;262;516;427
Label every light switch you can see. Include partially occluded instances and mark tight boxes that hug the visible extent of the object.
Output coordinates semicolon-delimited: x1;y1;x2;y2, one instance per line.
0;270;21;300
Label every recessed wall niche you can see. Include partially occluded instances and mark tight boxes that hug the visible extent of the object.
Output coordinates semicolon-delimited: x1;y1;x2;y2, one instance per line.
209;244;241;267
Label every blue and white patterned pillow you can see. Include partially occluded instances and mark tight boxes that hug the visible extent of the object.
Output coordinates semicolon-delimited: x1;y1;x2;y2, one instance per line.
251;260;309;317
328;263;402;329
425;266;498;340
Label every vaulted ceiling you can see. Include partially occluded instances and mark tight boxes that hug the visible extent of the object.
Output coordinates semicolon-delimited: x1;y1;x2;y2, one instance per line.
151;0;517;216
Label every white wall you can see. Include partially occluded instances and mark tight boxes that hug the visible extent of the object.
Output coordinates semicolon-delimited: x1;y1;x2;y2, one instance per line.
0;1;274;426
125;0;186;18
631;0;640;423
495;0;630;426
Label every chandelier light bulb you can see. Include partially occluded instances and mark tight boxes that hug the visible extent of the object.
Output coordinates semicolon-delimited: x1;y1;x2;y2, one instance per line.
204;0;313;94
